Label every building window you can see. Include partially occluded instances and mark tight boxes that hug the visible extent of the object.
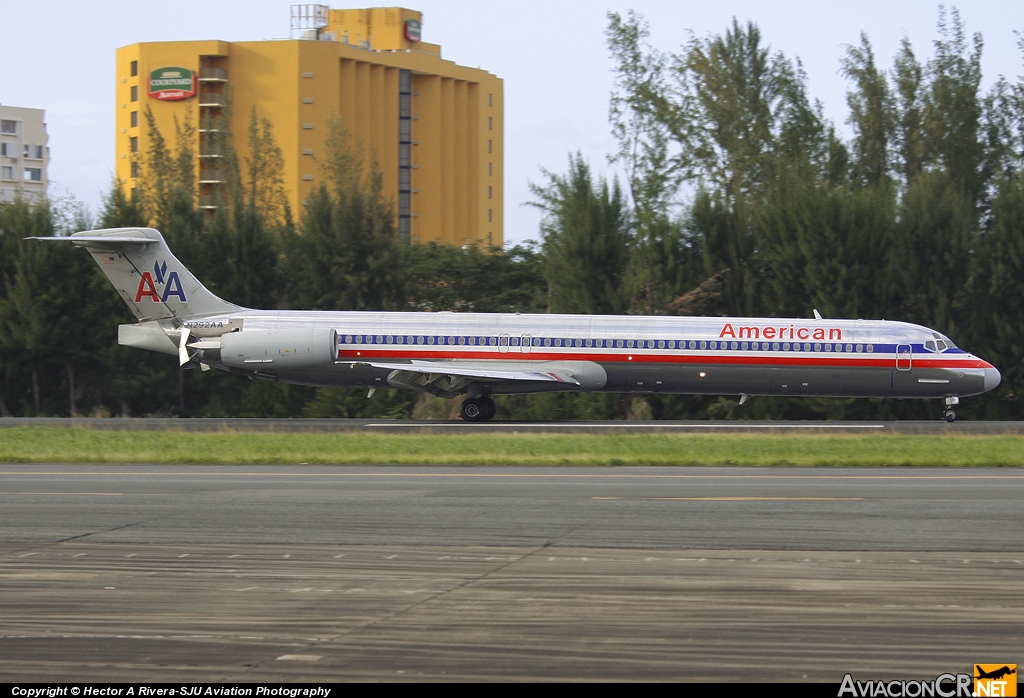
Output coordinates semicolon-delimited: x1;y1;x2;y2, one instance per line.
488;208;492;223
0;120;16;134
131;161;139;178
488;162;492;176
488;186;492;200
131;111;138;128
131;60;138;77
488;139;492;154
131;86;138;102
488;93;493;107
1;166;13;180
34;145;44;159
23;168;42;182
488;116;493;130
130;137;138;153
131;188;139;202
398;69;413;244
0;143;9;156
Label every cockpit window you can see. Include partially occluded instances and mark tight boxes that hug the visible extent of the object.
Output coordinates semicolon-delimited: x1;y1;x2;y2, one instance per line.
925;340;937;352
936;340;947;351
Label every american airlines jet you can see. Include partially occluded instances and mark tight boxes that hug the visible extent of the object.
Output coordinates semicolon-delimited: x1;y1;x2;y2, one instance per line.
35;228;1001;422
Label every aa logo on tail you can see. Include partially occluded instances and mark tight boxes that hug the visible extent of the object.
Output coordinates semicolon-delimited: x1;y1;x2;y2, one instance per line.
135;260;187;303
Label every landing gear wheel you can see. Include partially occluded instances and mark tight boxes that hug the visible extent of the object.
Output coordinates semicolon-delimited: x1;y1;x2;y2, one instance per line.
480;396;497;421
943;409;956;423
460;396;497;422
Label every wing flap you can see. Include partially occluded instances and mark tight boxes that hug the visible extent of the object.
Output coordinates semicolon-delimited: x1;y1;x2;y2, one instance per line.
356;360;580;385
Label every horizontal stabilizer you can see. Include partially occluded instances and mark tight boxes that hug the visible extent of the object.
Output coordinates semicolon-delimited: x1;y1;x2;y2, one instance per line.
27;235;157;246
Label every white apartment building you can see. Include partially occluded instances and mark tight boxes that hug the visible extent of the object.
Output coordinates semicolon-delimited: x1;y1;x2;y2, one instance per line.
0;104;49;202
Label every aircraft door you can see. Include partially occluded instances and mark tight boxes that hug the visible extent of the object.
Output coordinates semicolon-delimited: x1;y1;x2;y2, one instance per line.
896;344;912;371
521;334;531;354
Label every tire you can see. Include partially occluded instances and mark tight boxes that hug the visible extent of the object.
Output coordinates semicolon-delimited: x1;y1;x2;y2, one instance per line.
480;397;497;421
460;398;485;422
943;409;956;422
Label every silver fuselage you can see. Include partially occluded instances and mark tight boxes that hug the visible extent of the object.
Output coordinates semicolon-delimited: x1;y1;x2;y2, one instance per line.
161;310;1000;399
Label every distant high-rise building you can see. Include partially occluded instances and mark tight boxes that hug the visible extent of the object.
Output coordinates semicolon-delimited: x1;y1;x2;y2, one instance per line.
0;104;49;203
116;5;503;247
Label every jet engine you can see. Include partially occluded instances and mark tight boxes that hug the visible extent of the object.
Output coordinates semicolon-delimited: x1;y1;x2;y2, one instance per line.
217;328;336;370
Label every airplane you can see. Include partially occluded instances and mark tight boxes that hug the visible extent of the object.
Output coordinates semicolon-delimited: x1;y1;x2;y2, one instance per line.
975;666;1016;681
32;227;1001;422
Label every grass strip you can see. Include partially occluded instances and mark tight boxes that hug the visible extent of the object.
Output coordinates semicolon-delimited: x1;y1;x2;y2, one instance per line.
0;428;1023;466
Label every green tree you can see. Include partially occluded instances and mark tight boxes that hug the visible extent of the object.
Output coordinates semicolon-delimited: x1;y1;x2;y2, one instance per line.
286;118;404;311
404;241;546;313
923;7;988;204
841;33;895;188
529;153;632;314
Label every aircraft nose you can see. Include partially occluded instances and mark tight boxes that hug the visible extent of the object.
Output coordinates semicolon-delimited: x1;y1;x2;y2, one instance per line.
984;367;1001;392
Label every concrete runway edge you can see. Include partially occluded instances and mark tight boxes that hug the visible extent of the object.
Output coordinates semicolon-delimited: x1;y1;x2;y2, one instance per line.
2;417;1024;434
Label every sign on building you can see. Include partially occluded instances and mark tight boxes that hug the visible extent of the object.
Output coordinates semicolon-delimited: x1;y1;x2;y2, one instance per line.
148;67;197;101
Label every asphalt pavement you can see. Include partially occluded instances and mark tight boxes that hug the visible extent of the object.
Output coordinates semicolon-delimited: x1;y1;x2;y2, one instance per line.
0;465;1021;681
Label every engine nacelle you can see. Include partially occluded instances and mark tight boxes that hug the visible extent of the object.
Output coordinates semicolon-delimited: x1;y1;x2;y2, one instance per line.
219;328;336;370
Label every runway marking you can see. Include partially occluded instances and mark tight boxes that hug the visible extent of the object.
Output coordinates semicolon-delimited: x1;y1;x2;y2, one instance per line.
364;423;888;429
2;472;1023;480
277;655;322;661
593;496;864;501
0;492;124;495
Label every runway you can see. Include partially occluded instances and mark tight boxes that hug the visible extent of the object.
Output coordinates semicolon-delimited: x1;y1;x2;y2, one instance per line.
3;416;1024;433
2;465;1023;550
1;465;1022;681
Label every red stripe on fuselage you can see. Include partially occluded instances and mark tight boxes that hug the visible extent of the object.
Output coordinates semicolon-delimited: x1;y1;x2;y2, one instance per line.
335;349;991;370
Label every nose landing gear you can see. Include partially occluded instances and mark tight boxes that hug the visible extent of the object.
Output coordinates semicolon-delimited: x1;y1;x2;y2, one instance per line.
460;396;497;422
942;396;959;423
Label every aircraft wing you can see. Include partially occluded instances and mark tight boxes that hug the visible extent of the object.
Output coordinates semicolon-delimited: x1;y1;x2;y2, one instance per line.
356;360;581;385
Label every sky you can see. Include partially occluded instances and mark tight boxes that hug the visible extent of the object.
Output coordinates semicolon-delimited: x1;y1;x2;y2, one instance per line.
2;1;1022;244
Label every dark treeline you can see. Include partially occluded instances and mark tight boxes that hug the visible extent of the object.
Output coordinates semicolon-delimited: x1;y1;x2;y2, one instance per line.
1;7;1023;420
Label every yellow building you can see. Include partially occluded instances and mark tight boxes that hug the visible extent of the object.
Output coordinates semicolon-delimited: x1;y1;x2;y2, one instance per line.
115;6;503;247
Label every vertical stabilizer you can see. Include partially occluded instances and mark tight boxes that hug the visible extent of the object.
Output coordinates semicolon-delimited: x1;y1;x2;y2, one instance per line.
35;228;242;320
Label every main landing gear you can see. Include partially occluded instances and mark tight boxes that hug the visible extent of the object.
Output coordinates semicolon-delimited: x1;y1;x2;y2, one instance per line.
943;396;959;423
460;396;497;422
